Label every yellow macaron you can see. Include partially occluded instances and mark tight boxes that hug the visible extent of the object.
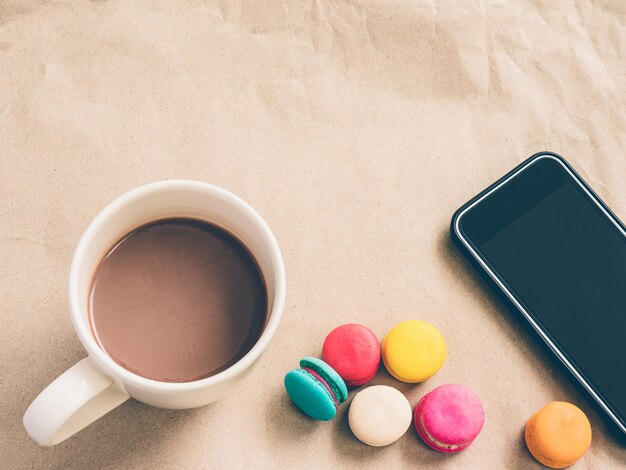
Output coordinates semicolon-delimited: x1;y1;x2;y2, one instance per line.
381;320;446;383
525;402;592;468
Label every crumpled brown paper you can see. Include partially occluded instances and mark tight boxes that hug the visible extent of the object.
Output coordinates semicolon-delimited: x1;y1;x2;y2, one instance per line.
1;0;625;468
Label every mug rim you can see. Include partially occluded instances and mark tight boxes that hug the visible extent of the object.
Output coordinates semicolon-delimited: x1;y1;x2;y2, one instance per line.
69;180;286;393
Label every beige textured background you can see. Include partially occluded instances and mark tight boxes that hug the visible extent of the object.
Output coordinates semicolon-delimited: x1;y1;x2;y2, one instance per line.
1;0;625;468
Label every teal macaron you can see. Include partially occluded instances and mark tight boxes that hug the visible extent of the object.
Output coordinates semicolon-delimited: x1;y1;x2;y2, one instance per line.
284;356;348;421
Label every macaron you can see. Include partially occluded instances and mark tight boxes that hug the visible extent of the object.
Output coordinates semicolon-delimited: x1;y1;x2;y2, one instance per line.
525;402;592;468
284;356;348;421
322;324;381;387
348;385;412;446
414;384;485;453
382;320;446;383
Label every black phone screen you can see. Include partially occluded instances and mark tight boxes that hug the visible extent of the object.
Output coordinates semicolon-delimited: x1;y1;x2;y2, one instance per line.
459;156;626;428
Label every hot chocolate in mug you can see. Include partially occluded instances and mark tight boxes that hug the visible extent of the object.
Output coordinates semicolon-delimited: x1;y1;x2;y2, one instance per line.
23;181;286;446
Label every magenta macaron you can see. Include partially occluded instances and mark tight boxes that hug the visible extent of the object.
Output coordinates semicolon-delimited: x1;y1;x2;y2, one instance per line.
322;324;381;387
414;384;485;453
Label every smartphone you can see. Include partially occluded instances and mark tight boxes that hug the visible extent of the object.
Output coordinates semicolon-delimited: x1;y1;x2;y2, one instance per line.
451;151;626;436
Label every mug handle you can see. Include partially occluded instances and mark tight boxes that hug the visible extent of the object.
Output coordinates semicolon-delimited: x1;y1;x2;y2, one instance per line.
23;358;130;446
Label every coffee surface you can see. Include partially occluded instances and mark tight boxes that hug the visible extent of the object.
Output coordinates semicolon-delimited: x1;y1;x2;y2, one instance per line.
89;218;267;383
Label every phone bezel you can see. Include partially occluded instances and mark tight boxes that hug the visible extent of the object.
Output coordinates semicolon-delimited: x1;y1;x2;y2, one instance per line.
451;151;626;435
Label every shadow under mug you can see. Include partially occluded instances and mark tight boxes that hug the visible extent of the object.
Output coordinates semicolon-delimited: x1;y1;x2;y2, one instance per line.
23;180;286;446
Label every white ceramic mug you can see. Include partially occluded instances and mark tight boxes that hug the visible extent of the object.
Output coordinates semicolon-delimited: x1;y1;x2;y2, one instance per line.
23;180;286;446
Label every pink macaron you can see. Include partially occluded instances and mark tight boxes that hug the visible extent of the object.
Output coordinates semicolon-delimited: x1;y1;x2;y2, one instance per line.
414;384;485;453
322;324;380;387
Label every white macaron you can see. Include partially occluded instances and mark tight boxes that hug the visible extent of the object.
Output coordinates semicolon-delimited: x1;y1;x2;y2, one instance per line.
348;385;412;446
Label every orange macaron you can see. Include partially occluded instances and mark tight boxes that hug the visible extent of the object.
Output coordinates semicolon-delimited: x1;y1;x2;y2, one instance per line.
525;402;592;468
